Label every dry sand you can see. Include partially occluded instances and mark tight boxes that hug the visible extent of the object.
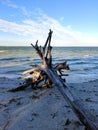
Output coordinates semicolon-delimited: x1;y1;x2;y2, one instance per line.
0;77;98;130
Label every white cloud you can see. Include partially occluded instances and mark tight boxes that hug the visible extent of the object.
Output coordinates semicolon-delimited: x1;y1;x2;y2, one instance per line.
0;19;32;36
0;0;32;17
0;0;18;8
21;6;32;17
0;11;98;46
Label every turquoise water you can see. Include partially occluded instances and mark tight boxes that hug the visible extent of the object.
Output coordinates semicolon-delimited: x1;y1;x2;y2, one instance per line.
0;46;98;83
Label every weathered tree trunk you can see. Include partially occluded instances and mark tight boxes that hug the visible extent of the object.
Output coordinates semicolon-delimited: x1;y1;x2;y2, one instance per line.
40;65;98;130
9;29;98;130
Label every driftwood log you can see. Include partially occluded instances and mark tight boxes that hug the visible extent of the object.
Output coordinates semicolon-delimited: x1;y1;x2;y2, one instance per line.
8;30;98;130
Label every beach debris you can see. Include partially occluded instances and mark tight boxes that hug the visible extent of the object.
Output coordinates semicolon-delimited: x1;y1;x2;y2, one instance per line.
8;29;98;130
8;29;69;91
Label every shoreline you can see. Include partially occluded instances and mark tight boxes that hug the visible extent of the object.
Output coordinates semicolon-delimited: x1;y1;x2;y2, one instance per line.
0;77;98;130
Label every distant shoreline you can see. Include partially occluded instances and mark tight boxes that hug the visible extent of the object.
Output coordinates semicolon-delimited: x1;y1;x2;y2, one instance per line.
1;45;98;47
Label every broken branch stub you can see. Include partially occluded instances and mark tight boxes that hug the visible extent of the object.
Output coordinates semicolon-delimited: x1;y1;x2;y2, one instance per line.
31;29;53;67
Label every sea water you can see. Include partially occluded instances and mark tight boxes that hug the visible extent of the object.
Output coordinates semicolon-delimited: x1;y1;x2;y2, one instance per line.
0;46;98;83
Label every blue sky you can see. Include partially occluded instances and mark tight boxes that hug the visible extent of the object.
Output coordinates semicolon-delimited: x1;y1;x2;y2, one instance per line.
0;0;98;46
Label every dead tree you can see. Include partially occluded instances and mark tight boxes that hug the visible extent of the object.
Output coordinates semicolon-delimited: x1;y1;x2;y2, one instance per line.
8;29;98;130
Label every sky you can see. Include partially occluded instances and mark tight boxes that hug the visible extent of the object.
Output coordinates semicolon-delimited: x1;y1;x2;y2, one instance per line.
0;0;98;46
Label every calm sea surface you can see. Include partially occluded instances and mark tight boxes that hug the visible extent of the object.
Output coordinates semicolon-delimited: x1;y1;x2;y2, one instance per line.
0;46;98;83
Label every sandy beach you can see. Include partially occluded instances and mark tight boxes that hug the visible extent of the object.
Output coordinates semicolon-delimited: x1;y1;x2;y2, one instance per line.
0;77;98;130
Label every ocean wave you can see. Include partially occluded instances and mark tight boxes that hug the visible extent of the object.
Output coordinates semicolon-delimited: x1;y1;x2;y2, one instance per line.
0;57;30;62
0;50;5;53
0;46;98;83
0;57;15;61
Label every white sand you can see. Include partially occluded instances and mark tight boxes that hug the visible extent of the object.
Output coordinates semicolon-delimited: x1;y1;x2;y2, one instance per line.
0;77;98;130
